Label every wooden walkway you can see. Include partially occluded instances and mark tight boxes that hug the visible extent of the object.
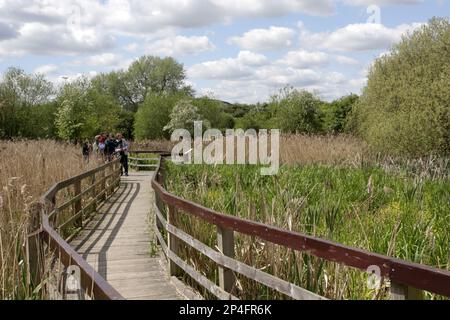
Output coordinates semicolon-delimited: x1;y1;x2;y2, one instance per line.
70;172;182;300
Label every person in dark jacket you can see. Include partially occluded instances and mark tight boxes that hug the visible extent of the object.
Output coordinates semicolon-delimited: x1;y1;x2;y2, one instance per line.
82;140;92;163
105;134;117;162
115;133;129;176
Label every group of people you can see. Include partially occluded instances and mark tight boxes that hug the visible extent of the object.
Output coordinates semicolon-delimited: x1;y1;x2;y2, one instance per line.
82;133;129;176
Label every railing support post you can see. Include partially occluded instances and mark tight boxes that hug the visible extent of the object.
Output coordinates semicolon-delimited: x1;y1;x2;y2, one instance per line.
167;204;182;277
26;202;44;293
100;168;106;202
390;281;423;300
74;180;82;228
91;173;97;212
217;226;235;293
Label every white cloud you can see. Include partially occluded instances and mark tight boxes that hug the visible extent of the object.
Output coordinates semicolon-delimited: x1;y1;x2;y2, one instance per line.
228;26;296;51
214;0;335;17
237;51;268;66
34;64;58;75
0;22;114;58
146;35;215;56
299;22;423;52
343;0;422;6
82;53;122;67
188;50;362;103
334;55;360;66
279;50;329;69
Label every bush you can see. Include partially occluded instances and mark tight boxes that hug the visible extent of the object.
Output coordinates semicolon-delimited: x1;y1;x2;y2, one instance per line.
351;17;450;157
270;87;323;134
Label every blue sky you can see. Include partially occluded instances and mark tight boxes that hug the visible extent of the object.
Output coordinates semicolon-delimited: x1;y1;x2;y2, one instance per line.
0;0;448;103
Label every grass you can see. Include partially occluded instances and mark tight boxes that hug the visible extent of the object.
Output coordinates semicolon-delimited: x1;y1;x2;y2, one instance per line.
0;140;101;299
163;153;449;299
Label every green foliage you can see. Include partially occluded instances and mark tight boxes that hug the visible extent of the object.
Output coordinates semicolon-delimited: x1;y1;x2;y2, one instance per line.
322;94;359;133
55;78;121;141
270;86;323;134
166;162;449;299
134;93;185;140
351;17;450;156
164;99;207;135
0;68;55;138
125;56;192;111
192;96;235;131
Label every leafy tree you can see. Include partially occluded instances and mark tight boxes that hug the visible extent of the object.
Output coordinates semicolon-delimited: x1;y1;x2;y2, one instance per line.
350;17;450;156
124;56;193;112
0;68;55;138
1;67;53;106
270;86;323;134
134;93;185;140
322;94;359;133
164;99;208;136
192;96;235;131
55;78;121;142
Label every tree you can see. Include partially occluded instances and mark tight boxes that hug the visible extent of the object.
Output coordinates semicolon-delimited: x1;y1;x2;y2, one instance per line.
0;68;55;138
124;56;193;111
164;100;208;136
55;78;121;142
192;96;235;131
323;94;359;133
55;78;93;141
270;87;323;134
134;93;185;140
350;17;450;156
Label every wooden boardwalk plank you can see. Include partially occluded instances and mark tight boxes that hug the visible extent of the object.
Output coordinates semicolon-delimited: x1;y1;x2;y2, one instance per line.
70;172;183;300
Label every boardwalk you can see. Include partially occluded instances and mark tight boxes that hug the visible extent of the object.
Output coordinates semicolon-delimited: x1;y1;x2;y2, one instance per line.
70;172;181;300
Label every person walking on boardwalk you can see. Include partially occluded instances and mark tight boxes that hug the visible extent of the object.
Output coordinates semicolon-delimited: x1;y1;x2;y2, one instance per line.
105;134;117;162
115;133;129;176
82;139;92;163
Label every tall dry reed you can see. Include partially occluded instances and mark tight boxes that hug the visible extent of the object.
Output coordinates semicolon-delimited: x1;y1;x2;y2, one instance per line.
0;140;100;299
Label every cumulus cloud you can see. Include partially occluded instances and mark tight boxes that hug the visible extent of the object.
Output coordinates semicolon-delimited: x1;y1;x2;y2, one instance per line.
299;22;423;52
187;50;364;103
343;0;422;6
279;50;329;69
334;55;360;66
228;26;296;51
34;64;58;75
72;53;123;67
0;22;114;58
146;35;215;56
214;0;335;17
188;51;265;80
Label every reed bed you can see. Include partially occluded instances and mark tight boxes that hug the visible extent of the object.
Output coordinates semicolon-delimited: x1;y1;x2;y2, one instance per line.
163;135;449;300
0;140;100;299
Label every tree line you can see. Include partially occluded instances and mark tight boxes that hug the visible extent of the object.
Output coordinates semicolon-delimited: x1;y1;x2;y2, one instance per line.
0;17;448;157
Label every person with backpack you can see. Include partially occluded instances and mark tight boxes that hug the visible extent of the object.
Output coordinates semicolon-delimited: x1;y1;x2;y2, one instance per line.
115;133;129;176
105;134;117;162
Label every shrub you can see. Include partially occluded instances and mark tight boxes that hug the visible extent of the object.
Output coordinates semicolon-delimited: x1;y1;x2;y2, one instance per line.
351;17;450;157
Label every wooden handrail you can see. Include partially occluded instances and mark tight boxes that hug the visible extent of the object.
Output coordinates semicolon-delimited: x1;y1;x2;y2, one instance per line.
150;154;450;299
27;159;124;300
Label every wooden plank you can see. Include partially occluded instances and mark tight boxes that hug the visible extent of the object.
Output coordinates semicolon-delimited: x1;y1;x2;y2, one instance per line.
154;205;324;300
217;226;235;293
167;204;181;277
68;172;185;300
73;180;82;228
390;281;424;300
154;225;237;300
